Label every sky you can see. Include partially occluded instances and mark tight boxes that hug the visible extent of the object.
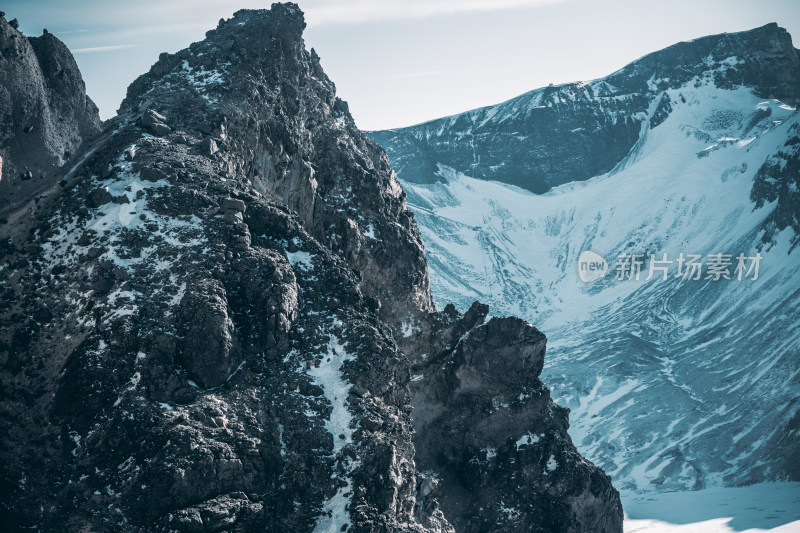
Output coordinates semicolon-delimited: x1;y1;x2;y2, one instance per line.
5;0;800;131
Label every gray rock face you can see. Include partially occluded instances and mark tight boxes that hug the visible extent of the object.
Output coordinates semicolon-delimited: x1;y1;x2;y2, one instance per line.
751;123;800;249
0;12;101;214
118;4;434;328
399;304;623;533
0;3;621;532
369;23;800;194
177;279;241;389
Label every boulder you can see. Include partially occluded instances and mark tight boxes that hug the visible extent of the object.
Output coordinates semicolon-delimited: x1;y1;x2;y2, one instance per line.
150;122;171;136
223;209;243;224
176;279;240;388
200;137;218;155
221;197;246;213
140;166;168;182
139;109;172;135
140;109;167;128
87;187;112;207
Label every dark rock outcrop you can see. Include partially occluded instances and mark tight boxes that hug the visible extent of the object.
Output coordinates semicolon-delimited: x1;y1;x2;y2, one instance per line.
399;303;623;533
370;23;800;194
177;278;242;388
0;12;101;214
0;4;621;532
117;4;433;328
751;122;800;249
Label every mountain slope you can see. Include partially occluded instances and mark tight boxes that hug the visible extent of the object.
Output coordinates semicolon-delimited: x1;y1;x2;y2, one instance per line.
0;4;621;532
370;23;800;194
0;11;101;215
370;27;800;497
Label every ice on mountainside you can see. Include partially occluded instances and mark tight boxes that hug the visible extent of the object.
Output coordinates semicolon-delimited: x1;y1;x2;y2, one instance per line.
370;23;800;531
399;86;800;495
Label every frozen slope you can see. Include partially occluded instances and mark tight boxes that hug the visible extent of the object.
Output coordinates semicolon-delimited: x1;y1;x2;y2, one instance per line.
623;482;800;532
399;83;800;497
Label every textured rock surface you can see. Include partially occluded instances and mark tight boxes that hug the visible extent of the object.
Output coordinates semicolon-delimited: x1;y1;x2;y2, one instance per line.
399;303;622;533
117;7;433;328
751;122;800;248
0;4;620;532
370;23;800;194
0;13;101;214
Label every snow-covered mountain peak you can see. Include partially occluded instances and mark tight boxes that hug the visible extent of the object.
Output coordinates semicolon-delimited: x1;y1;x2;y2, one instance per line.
370;23;800;197
370;29;800;499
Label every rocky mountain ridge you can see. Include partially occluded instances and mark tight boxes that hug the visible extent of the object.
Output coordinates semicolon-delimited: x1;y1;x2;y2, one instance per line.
370;23;800;196
0;4;621;532
0;10;101;215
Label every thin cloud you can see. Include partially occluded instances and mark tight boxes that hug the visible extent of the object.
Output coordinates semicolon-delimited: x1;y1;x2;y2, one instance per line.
64;21;211;42
72;44;138;54
303;0;567;26
390;69;449;79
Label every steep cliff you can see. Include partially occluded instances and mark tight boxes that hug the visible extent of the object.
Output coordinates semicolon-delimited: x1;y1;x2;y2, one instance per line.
399;303;622;532
0;4;621;532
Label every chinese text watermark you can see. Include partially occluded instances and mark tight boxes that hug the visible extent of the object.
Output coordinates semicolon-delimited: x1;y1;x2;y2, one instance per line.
578;250;762;283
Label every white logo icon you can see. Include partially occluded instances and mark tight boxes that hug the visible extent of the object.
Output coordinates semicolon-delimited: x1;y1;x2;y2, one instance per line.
578;250;608;283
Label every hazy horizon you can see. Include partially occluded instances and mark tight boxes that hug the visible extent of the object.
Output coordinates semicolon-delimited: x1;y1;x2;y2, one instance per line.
4;0;800;130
